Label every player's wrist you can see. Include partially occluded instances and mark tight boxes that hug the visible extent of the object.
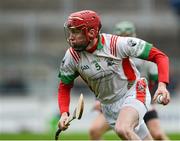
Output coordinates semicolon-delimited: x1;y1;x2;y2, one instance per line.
61;112;69;116
158;82;167;88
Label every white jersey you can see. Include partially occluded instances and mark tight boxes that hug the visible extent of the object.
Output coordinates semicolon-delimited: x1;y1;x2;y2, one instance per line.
59;33;153;104
132;58;158;82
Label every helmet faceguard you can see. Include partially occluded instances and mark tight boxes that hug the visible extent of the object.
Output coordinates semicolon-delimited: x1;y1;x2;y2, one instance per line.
64;10;102;51
113;21;136;37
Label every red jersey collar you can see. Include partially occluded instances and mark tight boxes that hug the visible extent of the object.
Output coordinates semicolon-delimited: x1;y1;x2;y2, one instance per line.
86;34;105;53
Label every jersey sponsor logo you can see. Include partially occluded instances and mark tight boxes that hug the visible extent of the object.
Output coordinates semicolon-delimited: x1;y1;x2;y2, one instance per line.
134;41;145;56
136;79;146;93
127;39;137;47
106;58;115;66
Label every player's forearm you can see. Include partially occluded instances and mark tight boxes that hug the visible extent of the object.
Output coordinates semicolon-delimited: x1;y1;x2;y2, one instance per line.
58;81;73;115
147;47;169;84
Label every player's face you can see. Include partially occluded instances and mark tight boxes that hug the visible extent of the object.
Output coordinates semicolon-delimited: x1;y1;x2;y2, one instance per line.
65;27;89;52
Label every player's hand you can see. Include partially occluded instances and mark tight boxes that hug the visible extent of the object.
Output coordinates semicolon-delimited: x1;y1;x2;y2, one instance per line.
153;82;170;105
58;112;69;130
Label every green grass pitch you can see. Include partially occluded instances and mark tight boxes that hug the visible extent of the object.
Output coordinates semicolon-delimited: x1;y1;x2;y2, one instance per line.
0;132;180;140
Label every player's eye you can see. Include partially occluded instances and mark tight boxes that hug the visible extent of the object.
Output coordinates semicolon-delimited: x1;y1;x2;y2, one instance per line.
69;28;82;34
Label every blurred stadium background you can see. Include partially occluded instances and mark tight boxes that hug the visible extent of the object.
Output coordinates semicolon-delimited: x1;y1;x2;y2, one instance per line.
0;0;180;140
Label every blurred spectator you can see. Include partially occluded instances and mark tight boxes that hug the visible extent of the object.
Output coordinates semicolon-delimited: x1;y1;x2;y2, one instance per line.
169;0;180;97
169;0;180;44
0;69;28;96
167;67;180;96
170;0;180;15
0;77;28;95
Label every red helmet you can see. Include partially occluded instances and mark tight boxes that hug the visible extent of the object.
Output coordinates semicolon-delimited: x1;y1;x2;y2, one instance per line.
65;10;102;38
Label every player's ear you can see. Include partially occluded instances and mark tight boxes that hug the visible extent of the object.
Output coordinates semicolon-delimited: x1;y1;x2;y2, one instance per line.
88;29;96;40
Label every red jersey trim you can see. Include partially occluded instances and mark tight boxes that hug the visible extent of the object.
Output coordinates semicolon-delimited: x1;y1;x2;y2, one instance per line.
122;58;136;81
110;35;118;57
86;39;98;53
101;34;105;45
136;79;147;104
69;47;80;64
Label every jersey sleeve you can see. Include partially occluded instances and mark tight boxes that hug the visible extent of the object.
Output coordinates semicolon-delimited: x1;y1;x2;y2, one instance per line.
58;49;79;84
116;36;169;84
116;37;153;59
